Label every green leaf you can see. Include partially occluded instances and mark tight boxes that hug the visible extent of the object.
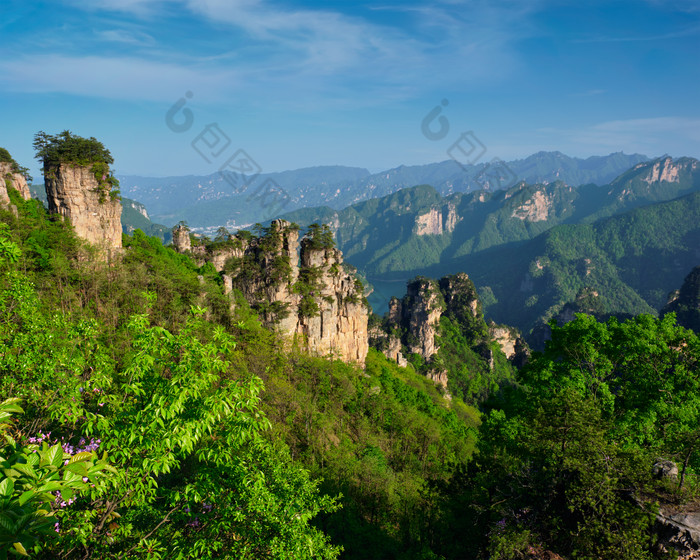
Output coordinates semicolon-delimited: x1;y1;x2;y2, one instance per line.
0;513;13;532
48;444;63;468
18;490;35;507
68;452;92;464
13;464;36;479
37;481;63;493
12;542;28;556
0;478;13;498
64;462;88;477
60;487;73;503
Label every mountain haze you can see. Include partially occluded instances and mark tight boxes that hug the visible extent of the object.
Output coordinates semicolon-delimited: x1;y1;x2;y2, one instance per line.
117;152;648;228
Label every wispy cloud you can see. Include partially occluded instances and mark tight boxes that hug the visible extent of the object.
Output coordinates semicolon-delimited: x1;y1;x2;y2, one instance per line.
537;117;700;157
0;55;235;102
572;89;606;97
573;24;700;43
30;0;540;106
97;29;156;47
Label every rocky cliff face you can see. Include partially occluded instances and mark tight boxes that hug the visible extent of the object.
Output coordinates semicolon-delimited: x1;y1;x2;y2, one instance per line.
413;208;443;236
413;203;461;236
640;156;693;184
383;273;487;363
511;188;554;222
124;198;149;219
489;324;531;368
44;164;122;254
376;272;528;397
0;162;31;204
174;220;368;364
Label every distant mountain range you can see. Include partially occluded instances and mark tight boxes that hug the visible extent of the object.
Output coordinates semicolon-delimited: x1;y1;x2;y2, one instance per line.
279;156;700;335
116;151;649;229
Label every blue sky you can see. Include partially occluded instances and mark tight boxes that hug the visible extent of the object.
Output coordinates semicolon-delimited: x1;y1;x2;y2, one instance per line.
2;0;699;178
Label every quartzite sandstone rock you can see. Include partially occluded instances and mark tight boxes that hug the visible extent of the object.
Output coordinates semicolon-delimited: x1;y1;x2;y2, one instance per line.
44;164;122;254
175;220;368;364
172;224;192;253
0;162;31;203
403;278;445;359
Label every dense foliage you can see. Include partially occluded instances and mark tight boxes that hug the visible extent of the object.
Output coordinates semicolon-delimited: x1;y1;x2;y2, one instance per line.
468;190;700;334
0;191;484;558
3;171;700;558
435;313;700;559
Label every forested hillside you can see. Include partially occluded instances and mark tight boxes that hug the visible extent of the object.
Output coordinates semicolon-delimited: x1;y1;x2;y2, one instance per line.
4;138;700;560
465;190;700;334
3;188;700;558
0;180;484;558
116;152;648;229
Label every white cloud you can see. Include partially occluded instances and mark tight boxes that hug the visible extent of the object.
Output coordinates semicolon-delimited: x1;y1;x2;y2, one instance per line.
0;55;235;102
52;0;538;96
2;0;551;112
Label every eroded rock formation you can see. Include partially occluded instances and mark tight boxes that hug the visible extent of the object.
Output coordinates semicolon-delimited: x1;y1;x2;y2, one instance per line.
174;220;368;364
376;271;529;395
44;164;122;254
172;224;192;253
489;323;531;368
0;162;31;204
402;277;445;358
511;189;554;222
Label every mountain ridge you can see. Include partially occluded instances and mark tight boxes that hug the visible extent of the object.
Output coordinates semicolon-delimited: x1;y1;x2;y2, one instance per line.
116;151;649;228
277;156;700;334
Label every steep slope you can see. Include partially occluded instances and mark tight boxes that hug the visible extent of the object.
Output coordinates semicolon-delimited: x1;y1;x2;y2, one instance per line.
120;198;172;242
30;184;172;244
371;273;525;403
1;170;485;560
463;190;700;334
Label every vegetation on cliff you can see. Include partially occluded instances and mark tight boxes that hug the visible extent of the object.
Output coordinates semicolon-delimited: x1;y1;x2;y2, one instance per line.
0;190;481;558
0;148;31;182
33;131;120;199
662;265;700;333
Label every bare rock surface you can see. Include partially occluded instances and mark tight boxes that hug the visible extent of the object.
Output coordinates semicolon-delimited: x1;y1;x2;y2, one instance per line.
44;164;122;254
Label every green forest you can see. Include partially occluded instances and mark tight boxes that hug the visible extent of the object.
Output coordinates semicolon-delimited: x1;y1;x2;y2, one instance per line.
2;139;700;559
